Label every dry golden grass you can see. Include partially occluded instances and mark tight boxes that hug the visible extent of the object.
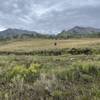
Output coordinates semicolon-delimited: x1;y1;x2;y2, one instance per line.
0;38;100;52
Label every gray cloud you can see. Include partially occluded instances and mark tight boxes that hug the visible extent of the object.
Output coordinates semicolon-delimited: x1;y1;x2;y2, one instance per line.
0;0;100;34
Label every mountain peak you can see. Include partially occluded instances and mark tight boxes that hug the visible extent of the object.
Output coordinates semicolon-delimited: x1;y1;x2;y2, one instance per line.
58;26;100;38
67;26;100;34
0;28;44;39
73;26;82;29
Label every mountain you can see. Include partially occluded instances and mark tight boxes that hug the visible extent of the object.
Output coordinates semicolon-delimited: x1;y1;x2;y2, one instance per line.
0;26;100;40
58;26;100;38
67;26;100;34
0;28;48;40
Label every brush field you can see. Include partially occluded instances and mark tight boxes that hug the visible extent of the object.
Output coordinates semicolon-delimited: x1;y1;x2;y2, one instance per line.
0;38;100;100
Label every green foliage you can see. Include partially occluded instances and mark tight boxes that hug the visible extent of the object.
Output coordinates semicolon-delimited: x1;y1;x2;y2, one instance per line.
68;48;93;55
0;54;100;99
6;63;41;82
56;61;100;82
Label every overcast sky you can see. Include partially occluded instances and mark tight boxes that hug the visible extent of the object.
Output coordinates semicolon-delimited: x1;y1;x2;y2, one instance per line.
0;0;100;34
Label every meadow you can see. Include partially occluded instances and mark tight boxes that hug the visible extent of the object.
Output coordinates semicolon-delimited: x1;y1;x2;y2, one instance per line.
0;38;100;52
0;38;100;100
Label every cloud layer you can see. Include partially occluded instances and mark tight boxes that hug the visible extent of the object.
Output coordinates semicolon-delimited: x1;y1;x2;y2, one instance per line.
0;0;100;34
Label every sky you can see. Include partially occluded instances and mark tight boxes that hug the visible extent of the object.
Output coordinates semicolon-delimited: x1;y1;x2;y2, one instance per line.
0;0;100;34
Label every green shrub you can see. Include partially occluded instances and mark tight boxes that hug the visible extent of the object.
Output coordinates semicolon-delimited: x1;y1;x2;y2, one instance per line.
6;63;41;82
56;61;100;82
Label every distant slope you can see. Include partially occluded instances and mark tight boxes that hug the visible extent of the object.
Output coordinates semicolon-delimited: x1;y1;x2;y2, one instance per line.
1;26;100;40
58;26;100;38
67;26;100;34
0;28;49;40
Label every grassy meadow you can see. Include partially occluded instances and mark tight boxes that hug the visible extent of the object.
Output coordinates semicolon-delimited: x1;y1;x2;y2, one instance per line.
0;38;100;52
0;38;100;100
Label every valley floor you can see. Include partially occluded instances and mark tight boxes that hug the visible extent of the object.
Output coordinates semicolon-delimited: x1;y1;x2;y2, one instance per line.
0;38;100;52
0;38;100;100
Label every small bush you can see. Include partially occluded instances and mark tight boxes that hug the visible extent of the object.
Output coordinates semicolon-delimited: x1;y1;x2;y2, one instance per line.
68;48;93;55
56;61;100;82
6;63;41;82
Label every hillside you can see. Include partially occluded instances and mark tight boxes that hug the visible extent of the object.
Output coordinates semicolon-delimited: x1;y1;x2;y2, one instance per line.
0;28;48;40
58;26;100;38
0;26;100;40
